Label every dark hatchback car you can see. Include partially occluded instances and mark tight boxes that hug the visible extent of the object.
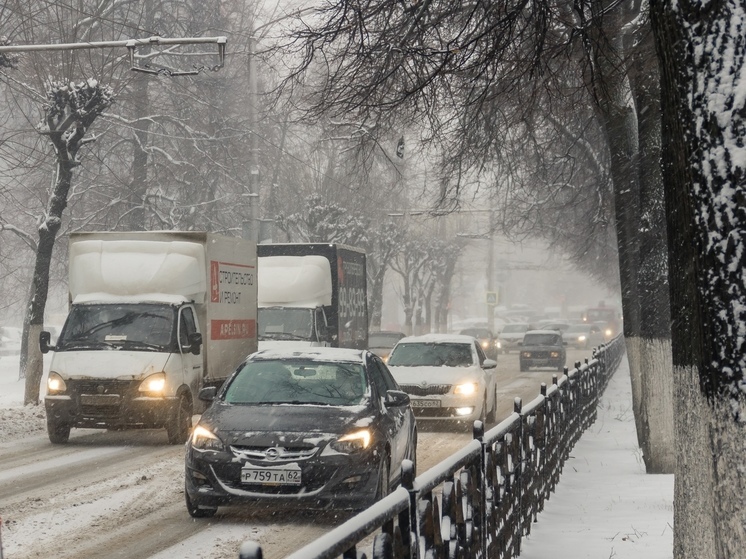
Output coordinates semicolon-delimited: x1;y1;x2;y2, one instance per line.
519;330;567;372
185;347;417;517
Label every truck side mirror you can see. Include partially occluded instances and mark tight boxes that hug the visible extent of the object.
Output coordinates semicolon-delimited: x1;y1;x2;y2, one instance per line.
188;332;203;355
40;331;52;354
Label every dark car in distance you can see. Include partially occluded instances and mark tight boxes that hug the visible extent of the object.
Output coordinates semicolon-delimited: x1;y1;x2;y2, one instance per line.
458;327;499;361
185;347;417;517
369;330;407;362
519;330;567;372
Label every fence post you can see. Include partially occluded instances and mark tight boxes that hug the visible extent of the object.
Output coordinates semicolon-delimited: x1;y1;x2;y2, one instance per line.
473;419;487;559
401;459;417;559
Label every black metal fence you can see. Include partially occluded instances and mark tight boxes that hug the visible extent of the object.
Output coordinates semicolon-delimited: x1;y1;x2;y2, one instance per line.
239;336;626;559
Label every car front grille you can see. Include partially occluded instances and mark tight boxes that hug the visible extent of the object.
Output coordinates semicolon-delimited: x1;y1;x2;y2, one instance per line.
230;445;318;462
398;384;451;396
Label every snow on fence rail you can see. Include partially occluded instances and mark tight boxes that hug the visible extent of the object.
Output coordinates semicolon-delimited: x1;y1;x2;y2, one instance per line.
239;335;626;559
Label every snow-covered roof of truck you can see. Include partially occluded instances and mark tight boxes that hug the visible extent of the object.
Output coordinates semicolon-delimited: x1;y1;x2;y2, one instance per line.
69;239;207;303
258;255;332;307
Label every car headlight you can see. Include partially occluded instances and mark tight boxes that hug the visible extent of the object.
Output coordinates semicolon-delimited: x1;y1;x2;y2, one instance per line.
578;335;587;342
454;382;477;396
191;425;226;452
605;329;613;337
331;429;371;453
138;372;166;394
47;372;67;394
480;340;489;350
496;341;502;349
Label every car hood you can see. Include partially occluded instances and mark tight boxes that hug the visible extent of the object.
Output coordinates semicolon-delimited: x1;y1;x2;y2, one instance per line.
387;365;484;385
200;401;374;445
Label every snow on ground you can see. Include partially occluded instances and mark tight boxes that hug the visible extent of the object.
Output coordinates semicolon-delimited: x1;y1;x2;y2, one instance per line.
0;352;674;558
519;356;674;559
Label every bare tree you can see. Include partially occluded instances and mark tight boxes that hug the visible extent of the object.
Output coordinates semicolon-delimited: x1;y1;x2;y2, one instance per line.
22;79;114;404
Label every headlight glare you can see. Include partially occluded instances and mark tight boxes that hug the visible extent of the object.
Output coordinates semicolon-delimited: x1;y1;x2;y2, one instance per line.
578;335;587;342
454;382;477;396
139;372;166;393
47;372;67;394
331;429;371;453
191;425;226;452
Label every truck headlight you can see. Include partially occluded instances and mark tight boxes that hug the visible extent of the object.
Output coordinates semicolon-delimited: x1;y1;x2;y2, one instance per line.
331;429;371;453
550;351;560;358
138;372;166;394
191;425;226;452
454;383;477;396
47;372;67;394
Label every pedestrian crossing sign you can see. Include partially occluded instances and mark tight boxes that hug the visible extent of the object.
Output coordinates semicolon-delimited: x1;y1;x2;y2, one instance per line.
486;291;498;306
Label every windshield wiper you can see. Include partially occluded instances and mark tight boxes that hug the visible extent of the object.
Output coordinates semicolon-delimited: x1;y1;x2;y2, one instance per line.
259;332;309;341
120;340;164;351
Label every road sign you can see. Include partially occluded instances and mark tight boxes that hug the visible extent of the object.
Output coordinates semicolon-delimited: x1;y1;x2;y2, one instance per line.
486;291;498;306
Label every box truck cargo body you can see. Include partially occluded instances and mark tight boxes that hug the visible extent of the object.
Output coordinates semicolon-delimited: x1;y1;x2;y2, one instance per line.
41;231;257;444
257;243;367;350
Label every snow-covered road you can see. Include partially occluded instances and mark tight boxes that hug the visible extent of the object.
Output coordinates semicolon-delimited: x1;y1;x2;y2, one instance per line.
0;349;592;559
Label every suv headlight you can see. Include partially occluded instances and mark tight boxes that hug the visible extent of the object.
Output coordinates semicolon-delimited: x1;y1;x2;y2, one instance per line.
331;429;371;453
47;372;67;394
191;425;226;452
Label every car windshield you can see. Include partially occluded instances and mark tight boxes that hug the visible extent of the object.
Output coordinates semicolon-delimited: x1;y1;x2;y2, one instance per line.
501;324;528;334
387;342;473;367
369;332;403;347
223;359;367;406
523;333;561;346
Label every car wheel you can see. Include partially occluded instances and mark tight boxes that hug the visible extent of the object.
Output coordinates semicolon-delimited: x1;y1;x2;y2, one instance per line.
47;419;71;444
167;395;192;445
375;455;391;501
185;484;217;518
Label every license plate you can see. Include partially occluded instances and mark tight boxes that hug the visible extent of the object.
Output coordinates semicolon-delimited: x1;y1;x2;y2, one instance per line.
410;399;441;408
241;466;302;486
80;394;121;406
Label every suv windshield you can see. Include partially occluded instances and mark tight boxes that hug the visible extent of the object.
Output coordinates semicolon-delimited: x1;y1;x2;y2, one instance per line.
388;342;473;367
523;333;561;346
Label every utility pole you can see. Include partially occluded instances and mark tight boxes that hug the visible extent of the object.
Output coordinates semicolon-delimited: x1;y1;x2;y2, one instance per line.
243;30;260;242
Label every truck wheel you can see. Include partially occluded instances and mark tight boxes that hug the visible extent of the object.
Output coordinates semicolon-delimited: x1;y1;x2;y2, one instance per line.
167;395;192;445
185;485;217;518
47;419;71;444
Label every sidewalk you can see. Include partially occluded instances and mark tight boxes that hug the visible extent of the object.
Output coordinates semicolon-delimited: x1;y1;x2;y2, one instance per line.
518;357;674;559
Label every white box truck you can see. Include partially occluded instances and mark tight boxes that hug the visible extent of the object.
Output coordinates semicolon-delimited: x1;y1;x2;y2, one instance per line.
41;231;257;444
257;243;368;350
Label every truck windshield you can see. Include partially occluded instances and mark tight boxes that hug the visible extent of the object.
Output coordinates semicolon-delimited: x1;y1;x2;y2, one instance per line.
56;303;177;352
258;308;314;341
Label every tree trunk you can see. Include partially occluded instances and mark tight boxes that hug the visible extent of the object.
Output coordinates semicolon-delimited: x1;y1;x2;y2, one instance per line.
651;1;746;556
22;161;74;404
627;18;675;474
